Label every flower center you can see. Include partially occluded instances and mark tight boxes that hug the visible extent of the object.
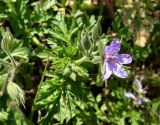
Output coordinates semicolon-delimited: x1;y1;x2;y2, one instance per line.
105;55;116;62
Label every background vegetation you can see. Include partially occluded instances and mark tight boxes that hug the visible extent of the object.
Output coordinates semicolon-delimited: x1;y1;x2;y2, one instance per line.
0;0;160;125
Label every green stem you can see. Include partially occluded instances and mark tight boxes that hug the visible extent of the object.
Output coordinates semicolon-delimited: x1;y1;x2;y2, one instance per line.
32;37;44;49
6;52;16;68
1;67;16;95
8;67;16;83
1;51;17;94
75;56;89;64
30;54;50;119
1;73;10;94
0;58;11;66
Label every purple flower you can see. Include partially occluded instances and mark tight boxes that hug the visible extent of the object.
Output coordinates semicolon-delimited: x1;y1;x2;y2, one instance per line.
103;39;132;79
125;92;136;100
125;79;150;105
125;92;150;105
138;98;150;105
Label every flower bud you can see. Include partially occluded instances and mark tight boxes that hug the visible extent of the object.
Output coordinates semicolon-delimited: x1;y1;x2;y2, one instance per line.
77;41;84;52
92;18;102;42
81;32;92;51
7;82;25;108
1;28;15;52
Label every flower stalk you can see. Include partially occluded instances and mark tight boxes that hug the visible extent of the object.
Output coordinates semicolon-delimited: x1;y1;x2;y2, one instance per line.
75;56;90;64
0;28;25;108
30;53;50;119
6;51;17;68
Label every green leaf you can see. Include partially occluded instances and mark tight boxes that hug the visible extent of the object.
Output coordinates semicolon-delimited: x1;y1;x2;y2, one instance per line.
0;110;8;122
50;30;69;43
70;72;76;81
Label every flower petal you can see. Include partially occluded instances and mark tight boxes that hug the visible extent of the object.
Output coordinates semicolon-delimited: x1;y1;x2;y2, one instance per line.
116;54;132;64
142;97;150;103
138;98;143;105
112;63;128;78
103;62;112;79
138;97;150;105
125;92;136;100
135;79;143;92
105;39;121;55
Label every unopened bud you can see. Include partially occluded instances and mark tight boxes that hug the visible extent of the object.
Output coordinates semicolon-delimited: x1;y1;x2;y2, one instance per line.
1;28;15;52
77;42;84;52
7;82;25;108
92;17;102;42
81;32;92;51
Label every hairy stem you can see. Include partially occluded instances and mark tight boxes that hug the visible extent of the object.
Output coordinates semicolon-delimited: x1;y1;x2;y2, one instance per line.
1;73;10;93
6;51;17;68
1;67;16;94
